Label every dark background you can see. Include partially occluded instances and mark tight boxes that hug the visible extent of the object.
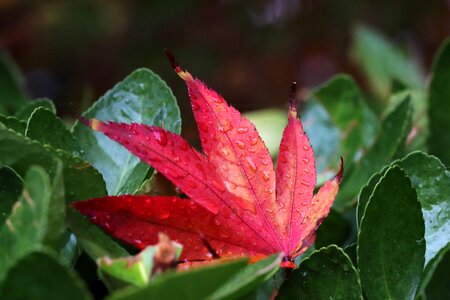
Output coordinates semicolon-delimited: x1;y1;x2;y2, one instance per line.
1;0;449;137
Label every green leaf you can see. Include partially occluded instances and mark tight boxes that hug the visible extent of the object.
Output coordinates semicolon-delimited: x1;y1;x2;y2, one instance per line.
302;101;341;184
98;241;182;289
133;171;177;196
0;115;26;134
73;68;181;195
423;243;450;300
335;97;412;208
277;245;362;300
14;98;56;121
0;166;22;226
0;123;106;201
358;167;425;300
108;259;247;300
357;152;450;269
244;109;287;157
428;38;450;166
351;25;424;99
386;89;428;152
393;152;450;266
26;107;81;155
209;254;282;300
67;208;128;260
315;209;352;249
416;242;450;298
0;250;91;300
356;170;385;227
313;75;379;164
0;164;65;281
0;51;28;114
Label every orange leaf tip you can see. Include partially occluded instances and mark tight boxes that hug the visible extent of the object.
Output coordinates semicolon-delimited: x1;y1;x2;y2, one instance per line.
334;156;344;184
289;81;298;118
79;117;102;131
90;119;103;131
164;49;192;81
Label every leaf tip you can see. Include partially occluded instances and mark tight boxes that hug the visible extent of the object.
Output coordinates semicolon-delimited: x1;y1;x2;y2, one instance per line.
334;156;344;184
289;81;298;118
79;117;103;131
164;49;192;81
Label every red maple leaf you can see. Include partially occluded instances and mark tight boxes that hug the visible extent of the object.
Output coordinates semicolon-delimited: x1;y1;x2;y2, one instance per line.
73;54;343;268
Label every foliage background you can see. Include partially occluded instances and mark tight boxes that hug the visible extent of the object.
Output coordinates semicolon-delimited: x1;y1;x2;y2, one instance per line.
1;0;449;142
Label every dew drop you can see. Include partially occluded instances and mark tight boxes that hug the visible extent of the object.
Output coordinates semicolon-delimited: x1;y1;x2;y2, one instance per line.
153;130;168;146
301;200;309;206
236;140;245;149
191;101;200;111
264;187;274;194
224;181;237;191
158;211;170;219
300;180;310;186
302;158;310;164
261;158;270;165
246;157;257;172
237;127;248;134
134;239;144;248
221;120;233;132
250;137;258;145
220;231;231;239
303;145;310;151
212;96;223;104
214;219;221;226
303;168;310;174
262;171;270;181
221;148;230;156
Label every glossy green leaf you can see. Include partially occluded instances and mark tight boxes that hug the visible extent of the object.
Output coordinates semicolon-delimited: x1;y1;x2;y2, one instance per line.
423;243;450;300
73;68;181;195
277;245;362;300
67;208;128;260
356;170;385;228
357;152;450;268
302;101;340;184
313;75;379;163
336;97;412;208
428;38;450;166
0;51;28;114
0;115;26;134
108;259;247;300
14;98;56;121
315;209;352;248
0;123;106;201
351;25;424;99
0;164;65;282
209;254;282;300
358;167;425;300
244;109;287;157
0;166;22;226
0;250;91;300
386;89;428;152
26;107;81;155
